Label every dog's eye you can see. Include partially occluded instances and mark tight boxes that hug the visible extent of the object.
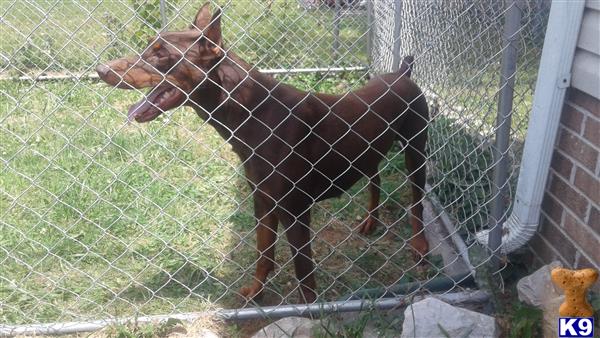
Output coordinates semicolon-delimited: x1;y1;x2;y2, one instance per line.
197;36;207;46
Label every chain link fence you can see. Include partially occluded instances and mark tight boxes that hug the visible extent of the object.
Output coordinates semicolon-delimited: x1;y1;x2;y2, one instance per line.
1;0;549;333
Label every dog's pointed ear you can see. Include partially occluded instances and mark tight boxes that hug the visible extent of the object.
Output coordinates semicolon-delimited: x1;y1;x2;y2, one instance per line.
192;2;212;30
204;9;223;54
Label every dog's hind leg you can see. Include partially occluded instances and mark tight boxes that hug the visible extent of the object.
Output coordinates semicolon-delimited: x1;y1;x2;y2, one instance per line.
357;174;382;235
240;193;278;300
404;129;429;257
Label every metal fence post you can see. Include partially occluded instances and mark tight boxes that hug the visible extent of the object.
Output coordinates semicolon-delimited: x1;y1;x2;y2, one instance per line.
488;0;523;268
391;0;402;71
160;0;167;29
366;0;373;70
333;0;342;63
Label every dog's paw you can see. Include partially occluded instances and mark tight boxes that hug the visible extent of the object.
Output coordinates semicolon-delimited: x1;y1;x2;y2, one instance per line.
239;283;264;301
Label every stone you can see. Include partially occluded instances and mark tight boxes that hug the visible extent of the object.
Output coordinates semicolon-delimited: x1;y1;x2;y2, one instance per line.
421;199;471;277
251;317;319;338
400;297;499;338
516;261;566;338
541;297;563;338
517;260;562;307
167;326;220;338
194;328;220;338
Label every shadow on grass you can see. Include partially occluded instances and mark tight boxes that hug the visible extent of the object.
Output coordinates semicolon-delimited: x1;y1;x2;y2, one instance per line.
116;143;440;309
117;172;256;307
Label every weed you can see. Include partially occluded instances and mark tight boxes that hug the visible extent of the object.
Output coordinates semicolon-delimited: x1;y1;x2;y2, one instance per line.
428;116;495;234
128;0;182;49
102;318;184;338
506;302;543;338
314;309;395;338
12;35;55;72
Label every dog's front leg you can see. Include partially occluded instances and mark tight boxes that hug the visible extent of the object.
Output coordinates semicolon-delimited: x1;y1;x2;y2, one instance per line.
240;194;278;300
358;174;382;234
280;209;317;303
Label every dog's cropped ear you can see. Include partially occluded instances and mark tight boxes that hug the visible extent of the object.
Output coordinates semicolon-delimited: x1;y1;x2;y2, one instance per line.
192;2;212;30
203;9;223;55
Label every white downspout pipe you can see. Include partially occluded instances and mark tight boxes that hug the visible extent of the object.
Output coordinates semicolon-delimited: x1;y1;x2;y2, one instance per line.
476;0;586;253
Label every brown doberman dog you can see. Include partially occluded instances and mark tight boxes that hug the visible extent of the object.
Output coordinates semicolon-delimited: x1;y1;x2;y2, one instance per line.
96;3;429;303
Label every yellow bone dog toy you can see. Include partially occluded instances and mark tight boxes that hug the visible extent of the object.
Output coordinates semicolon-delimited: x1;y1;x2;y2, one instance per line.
551;267;598;317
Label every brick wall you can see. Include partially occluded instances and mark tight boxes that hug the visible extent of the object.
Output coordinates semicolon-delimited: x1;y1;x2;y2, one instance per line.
528;88;600;272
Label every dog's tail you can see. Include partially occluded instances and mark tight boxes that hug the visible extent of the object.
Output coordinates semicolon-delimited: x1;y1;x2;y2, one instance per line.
398;55;414;78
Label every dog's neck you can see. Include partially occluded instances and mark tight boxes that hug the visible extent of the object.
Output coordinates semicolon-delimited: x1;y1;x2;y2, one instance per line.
188;52;279;158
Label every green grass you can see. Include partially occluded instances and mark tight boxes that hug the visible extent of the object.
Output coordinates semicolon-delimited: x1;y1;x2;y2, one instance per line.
0;0;546;327
314;307;405;338
1;79;241;322
0;74;442;324
0;1;383;324
0;0;368;76
0;0;426;325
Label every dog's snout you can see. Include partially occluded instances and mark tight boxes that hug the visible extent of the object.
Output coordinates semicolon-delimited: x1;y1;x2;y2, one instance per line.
96;64;111;77
95;61;132;88
96;57;156;89
96;63;123;87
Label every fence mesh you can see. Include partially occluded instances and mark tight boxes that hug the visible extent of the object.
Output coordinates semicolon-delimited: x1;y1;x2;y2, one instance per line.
1;0;549;331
